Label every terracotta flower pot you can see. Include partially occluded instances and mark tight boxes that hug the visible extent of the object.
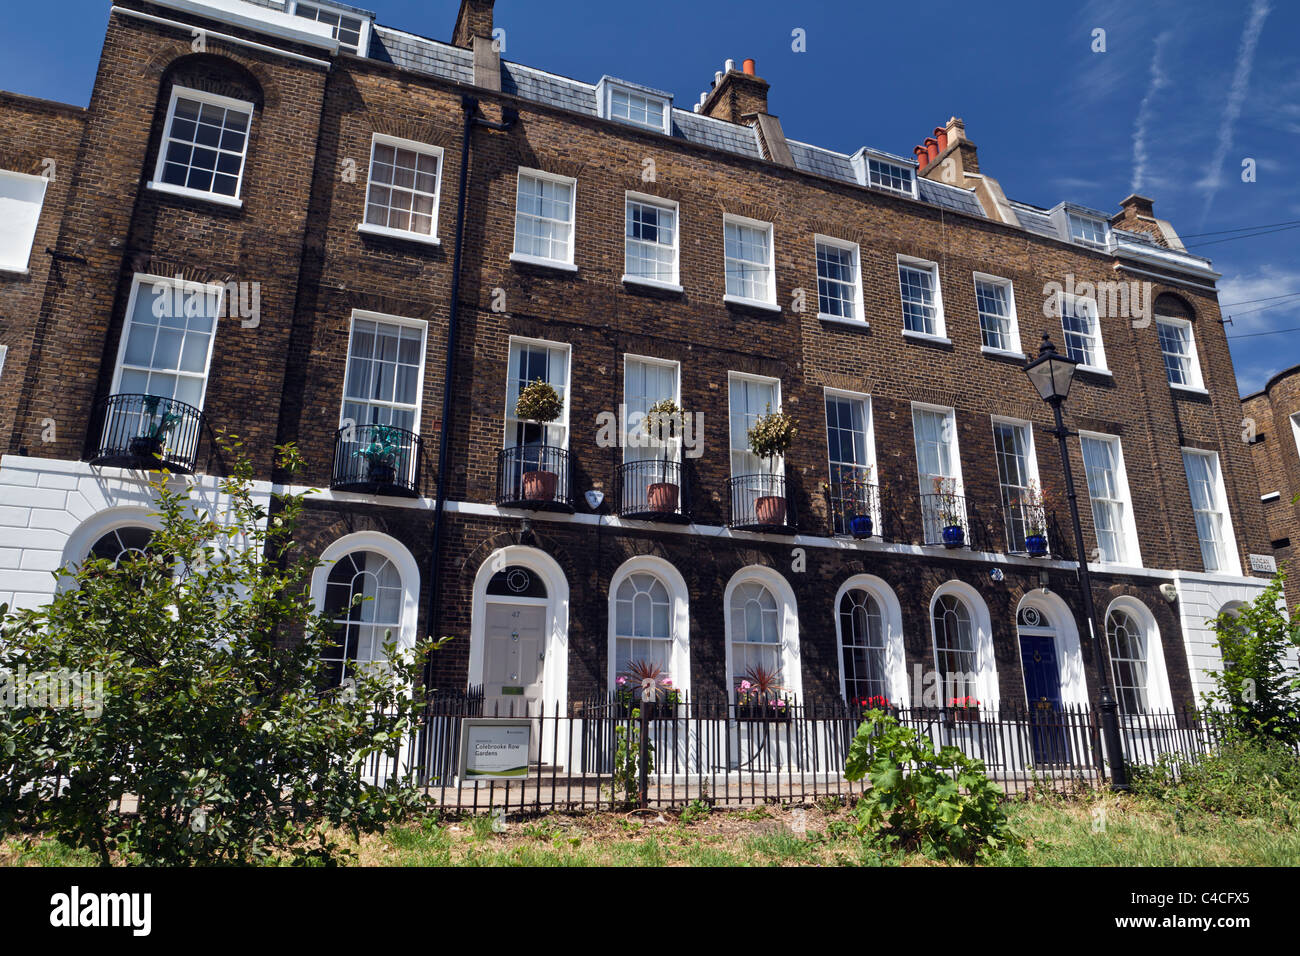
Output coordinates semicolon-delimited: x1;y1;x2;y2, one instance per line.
521;470;558;502
647;481;679;514
755;495;787;526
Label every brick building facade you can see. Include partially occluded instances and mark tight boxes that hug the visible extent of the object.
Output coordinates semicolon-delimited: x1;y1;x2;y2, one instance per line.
1242;365;1300;609
0;0;1282;721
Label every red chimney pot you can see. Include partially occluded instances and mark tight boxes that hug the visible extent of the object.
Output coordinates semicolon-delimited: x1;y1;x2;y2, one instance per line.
934;126;948;152
742;58;756;75
913;145;928;167
924;137;939;162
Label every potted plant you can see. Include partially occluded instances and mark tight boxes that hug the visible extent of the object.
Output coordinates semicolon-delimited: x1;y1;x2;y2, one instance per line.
840;467;875;539
735;664;790;722
948;696;981;723
1023;480;1049;557
616;659;680;718
644;398;683;514
932;476;965;548
746;405;797;526
514;378;563;501
130;396;181;462
352;423;404;486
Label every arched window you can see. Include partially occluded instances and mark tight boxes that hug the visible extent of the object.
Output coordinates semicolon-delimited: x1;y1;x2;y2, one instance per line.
88;526;154;565
613;572;672;677
839;588;887;703
730;580;780;679
486;565;548;599
322;550;403;686
933;593;977;699
1106;608;1149;713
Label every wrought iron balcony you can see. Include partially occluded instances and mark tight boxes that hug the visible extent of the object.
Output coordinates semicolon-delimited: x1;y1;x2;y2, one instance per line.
89;393;204;474
826;479;882;539
1002;497;1051;557
616;458;689;522
497;444;573;512
332;423;422;498
727;473;795;533
920;492;970;548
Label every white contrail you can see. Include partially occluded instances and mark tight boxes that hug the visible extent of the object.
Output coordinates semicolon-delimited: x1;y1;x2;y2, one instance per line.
1132;31;1172;193
1200;0;1271;221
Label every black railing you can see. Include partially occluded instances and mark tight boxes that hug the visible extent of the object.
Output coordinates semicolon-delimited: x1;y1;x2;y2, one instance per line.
332;424;422;498
89;393;204;474
920;492;970;548
497;444;573;511
826;480;882;538
727;473;795;532
350;694;1250;811
617;458;689;520
1002;497;1050;556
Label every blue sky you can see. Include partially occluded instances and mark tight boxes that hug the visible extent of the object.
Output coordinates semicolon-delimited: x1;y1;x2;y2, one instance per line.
3;0;1298;395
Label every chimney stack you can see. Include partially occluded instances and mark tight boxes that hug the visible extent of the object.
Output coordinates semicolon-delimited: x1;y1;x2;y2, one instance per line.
1111;194;1182;249
700;57;793;167
913;117;1021;226
452;0;494;49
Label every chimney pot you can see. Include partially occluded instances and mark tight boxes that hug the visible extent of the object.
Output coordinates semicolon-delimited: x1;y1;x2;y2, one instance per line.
934;126;948;152
924;137;939;162
914;145;928;167
715;70;724;85
742;58;756;75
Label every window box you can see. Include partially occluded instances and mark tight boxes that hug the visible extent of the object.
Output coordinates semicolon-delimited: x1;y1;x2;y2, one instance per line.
946;703;981;724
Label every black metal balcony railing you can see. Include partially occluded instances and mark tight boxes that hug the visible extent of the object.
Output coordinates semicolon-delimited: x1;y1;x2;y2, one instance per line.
89;393;204;474
332;424;422;498
617;458;689;521
920;492;970;548
826;480;882;538
727;473;796;533
1002;497;1050;556
497;444;573;511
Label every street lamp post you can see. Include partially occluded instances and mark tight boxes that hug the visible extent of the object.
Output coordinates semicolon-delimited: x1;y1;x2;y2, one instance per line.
1024;333;1129;791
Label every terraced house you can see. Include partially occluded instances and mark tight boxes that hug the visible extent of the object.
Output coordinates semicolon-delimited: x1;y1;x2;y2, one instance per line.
0;0;1281;739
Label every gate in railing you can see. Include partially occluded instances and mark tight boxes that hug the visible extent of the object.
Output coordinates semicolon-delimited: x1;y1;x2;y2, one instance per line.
357;694;1238;812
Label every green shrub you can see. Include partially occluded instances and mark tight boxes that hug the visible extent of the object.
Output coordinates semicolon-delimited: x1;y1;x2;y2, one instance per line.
844;711;1020;861
679;799;711;825
610;709;652;806
1131;732;1300;825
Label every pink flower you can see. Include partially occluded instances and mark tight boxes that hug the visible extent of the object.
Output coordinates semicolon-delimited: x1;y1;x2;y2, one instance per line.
662;678;672;686
616;676;627;686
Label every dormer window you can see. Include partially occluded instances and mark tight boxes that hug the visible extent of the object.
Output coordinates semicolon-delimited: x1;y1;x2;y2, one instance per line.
1067;213;1110;250
851;148;917;199
291;1;369;55
596;78;672;135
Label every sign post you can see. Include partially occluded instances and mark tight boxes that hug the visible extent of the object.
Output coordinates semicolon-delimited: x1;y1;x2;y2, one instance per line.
458;718;532;782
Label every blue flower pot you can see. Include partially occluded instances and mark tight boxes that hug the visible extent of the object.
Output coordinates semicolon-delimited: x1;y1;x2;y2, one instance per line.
942;525;965;549
1025;534;1048;558
849;514;874;539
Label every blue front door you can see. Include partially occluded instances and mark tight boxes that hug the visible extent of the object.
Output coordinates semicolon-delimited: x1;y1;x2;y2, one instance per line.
1019;634;1068;764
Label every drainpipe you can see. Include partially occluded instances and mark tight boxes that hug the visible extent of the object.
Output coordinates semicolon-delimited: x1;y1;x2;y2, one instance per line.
424;95;515;690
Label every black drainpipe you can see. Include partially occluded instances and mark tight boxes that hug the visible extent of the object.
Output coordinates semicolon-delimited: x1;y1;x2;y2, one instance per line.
424;94;515;690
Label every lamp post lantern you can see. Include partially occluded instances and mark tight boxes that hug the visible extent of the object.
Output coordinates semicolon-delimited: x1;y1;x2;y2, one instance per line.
1024;333;1129;790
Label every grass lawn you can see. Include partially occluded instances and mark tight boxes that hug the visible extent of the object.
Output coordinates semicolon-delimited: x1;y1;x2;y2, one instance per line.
6;793;1297;866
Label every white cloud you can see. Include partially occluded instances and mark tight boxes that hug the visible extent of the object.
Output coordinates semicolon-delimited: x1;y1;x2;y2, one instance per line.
1217;264;1300;333
1131;31;1172;193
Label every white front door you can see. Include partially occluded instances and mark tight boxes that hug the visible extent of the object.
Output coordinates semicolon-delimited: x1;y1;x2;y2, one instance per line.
484;602;547;717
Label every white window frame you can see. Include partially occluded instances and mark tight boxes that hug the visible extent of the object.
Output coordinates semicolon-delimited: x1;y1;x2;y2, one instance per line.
1057;292;1109;375
1181;448;1241;576
623;354;681;462
722;213;778;311
1156;316;1206;393
723;565;803;703
147;85;254;208
866;157;917;197
912;402;965;542
824;388;879;534
1079;431;1142;568
728;371;783;479
290;0;371;56
973;272;1021;356
0;169;48;274
835;575;908;707
503;335;572;451
338;310;428;434
815;235;865;325
510;167;578;271
109;273;223;411
607;556;691;697
928;580;999;709
622;191;680;290
1103;597;1173;714
1292;412;1300;470
357;133;443;246
598;80;671;135
1067;212;1111;250
991;416;1042;553
897;255;947;342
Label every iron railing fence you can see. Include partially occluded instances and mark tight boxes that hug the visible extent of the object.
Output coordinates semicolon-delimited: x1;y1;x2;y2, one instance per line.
351;694;1261;813
496;444;573;511
89;393;205;474
727;473;796;532
616;458;689;520
826;479;882;539
331;423;423;497
919;492;970;548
